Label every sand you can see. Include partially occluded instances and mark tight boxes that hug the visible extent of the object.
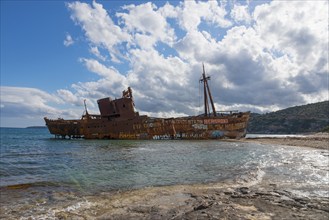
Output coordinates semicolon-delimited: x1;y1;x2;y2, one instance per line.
244;132;329;150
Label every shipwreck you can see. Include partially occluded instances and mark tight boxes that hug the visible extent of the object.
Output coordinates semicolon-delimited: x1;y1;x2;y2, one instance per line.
44;65;250;139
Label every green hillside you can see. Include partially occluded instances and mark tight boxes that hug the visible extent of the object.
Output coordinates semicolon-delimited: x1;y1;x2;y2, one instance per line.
247;101;329;134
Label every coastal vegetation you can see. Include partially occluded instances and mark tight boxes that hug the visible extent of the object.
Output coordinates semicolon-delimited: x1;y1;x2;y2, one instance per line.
248;101;329;134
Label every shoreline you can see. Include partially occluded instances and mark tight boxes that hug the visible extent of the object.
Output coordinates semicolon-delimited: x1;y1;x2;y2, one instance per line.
1;134;328;219
12;180;327;219
243;132;329;149
68;134;328;219
4;180;327;219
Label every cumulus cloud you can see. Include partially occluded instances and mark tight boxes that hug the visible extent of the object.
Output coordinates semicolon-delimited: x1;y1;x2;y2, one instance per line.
117;2;176;47
230;3;251;24
57;89;80;105
2;0;328;127
252;1;329;103
176;0;232;31
66;0;131;62
61;0;328;117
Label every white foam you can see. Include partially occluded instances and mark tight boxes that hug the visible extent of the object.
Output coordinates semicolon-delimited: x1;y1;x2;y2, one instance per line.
64;200;93;212
235;166;265;187
138;147;156;151
19;199;95;220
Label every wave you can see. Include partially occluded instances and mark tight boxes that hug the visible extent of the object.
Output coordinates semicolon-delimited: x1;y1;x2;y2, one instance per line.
233;166;265;187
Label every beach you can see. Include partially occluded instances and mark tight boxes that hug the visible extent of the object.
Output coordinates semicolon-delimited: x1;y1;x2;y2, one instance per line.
244;133;329;150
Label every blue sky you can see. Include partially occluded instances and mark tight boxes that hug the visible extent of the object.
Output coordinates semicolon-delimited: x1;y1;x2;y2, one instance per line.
1;1;90;91
1;0;328;127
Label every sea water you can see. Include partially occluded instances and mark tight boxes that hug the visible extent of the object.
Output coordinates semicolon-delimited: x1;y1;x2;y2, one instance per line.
0;127;328;218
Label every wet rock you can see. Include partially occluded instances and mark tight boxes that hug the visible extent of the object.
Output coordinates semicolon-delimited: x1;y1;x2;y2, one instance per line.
4;184;328;220
129;205;151;214
255;191;275;197
193;204;208;211
238;187;250;194
55;212;85;220
223;191;233;195
189;193;198;198
293;197;309;205
193;201;213;211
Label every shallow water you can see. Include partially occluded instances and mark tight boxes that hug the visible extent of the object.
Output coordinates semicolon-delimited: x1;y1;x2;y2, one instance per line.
0;128;328;218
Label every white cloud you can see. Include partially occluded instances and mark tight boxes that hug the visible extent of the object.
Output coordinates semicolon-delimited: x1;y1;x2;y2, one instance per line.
0;86;61;107
253;1;328;64
79;58;126;83
3;0;328;127
67;0;131;62
134;33;157;50
0;86;82;126
90;46;107;61
252;1;328;98
176;0;231;31
230;4;251;24
62;0;328;117
175;29;219;62
57;89;80;105
0;86;105;127
117;2;176;47
63;33;74;46
158;2;178;18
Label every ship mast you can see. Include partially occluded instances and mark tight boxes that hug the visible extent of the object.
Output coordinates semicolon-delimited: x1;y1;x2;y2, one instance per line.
84;99;89;115
200;64;216;117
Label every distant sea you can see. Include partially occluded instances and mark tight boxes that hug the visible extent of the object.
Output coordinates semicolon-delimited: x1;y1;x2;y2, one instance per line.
0;127;328;219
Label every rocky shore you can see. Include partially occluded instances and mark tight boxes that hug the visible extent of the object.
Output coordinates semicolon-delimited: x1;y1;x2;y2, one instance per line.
50;182;328;220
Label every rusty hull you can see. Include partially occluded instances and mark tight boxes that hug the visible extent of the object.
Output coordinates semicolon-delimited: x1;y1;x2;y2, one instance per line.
44;93;250;140
44;114;249;140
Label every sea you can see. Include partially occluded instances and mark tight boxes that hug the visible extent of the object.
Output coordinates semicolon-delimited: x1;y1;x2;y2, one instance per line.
0;127;328;219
